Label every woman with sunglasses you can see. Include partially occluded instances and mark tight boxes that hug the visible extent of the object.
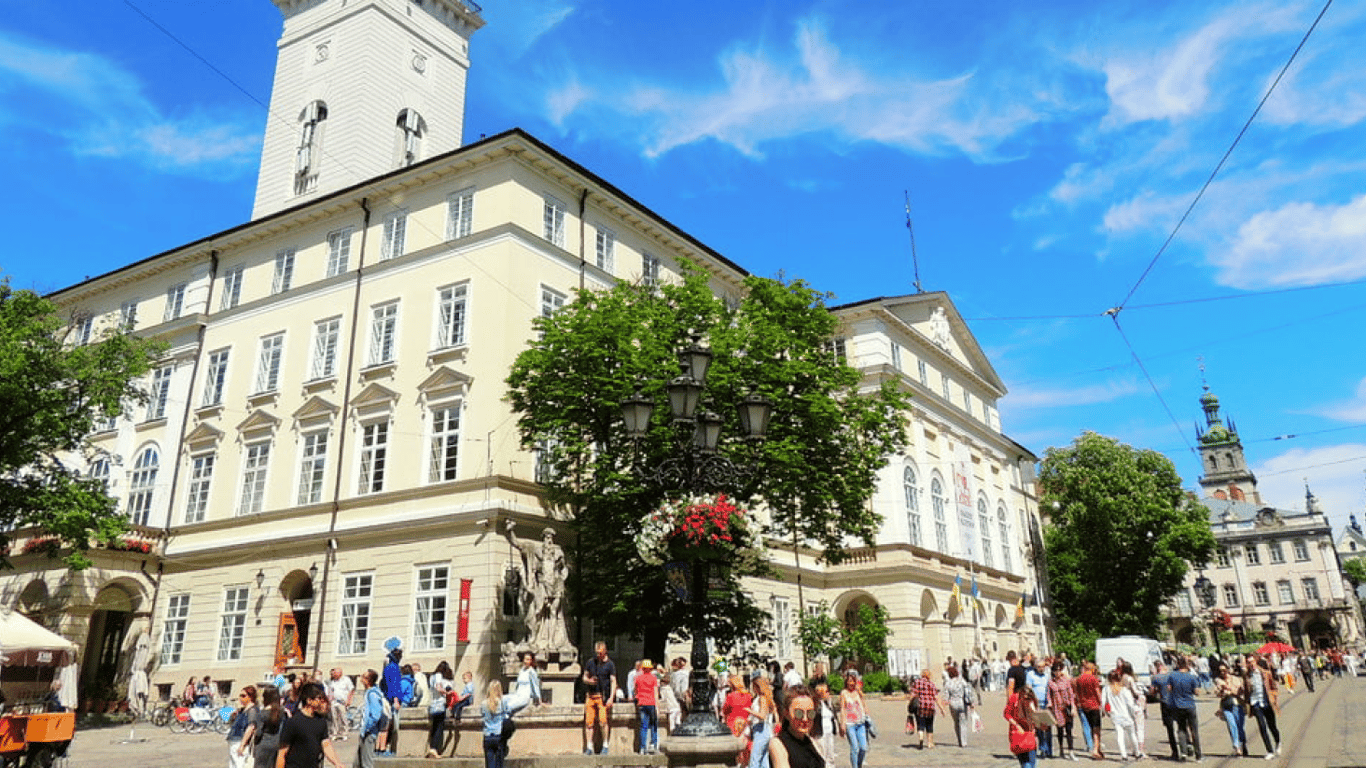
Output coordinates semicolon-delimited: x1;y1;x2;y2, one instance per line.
227;686;258;768
769;685;824;768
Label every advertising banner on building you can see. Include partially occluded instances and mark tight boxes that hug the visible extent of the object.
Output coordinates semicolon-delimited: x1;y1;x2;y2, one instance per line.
457;578;472;643
954;444;978;563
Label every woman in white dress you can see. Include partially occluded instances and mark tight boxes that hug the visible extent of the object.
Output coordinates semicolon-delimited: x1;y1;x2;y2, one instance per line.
1101;670;1140;761
504;652;542;711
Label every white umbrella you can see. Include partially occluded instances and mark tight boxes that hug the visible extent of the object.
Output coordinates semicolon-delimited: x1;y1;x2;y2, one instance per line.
125;633;151;714
58;663;79;709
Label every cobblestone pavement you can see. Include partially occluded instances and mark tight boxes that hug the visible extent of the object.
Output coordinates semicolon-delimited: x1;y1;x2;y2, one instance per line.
58;674;1362;768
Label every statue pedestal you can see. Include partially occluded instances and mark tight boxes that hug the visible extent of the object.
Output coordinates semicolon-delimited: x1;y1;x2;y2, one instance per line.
660;733;745;767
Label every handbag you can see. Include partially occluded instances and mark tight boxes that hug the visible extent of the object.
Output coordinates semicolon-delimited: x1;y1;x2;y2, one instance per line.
1009;728;1038;755
971;710;984;733
864;716;877;739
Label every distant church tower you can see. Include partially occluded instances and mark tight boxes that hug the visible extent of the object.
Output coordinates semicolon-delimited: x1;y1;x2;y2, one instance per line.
1195;388;1261;504
251;0;484;219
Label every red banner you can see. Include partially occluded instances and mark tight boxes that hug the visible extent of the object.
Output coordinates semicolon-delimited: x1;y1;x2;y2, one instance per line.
457;578;472;643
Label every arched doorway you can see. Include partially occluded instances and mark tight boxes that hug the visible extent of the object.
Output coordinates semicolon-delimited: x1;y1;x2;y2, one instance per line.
1305;617;1337;650
275;569;317;667
81;583;139;702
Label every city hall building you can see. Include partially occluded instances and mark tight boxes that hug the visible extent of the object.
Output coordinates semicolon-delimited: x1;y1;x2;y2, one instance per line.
1;0;1049;708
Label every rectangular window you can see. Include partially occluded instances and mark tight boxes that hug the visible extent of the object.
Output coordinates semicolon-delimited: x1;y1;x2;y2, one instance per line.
73;315;94;346
428;405;461;482
543;196;566;247
890;344;901;371
1277;580;1294;604
217;587;249;661
823;337;847;362
160;594;190;665
164;283;186;322
237;442;270;515
1222;584;1240;608
942;372;951;400
1268;541;1285;564
147;366;172;421
311;317;340;380
963;389;972;414
1245;544;1261;565
435;284;468;348
1302;577;1320;601
642;254;661;287
412;565;449;651
918;359;928;386
272;249;296;294
326;228;353;276
368;302;398;366
1293;539;1310;561
595;226;615;271
220;266;244;310
337;573;373;655
120;299;139;330
184;454;214;524
771;596;792;660
1175;590;1193;615
1216;548;1230;568
202;349;229;407
446;189;474;240
297;431;328;506
540;287;566;319
534;438;559;484
1253;581;1269;605
254;333;284;393
381;210;407;260
358;422;388;494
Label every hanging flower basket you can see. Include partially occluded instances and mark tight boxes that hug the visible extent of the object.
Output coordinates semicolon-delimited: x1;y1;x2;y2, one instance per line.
636;494;757;566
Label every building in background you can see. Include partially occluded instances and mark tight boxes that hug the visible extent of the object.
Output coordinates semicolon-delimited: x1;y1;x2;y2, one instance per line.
0;0;1047;709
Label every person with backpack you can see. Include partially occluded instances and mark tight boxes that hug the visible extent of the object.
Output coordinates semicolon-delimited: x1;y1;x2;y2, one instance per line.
942;664;976;748
380;648;403;755
482;680;531;768
356;670;389;768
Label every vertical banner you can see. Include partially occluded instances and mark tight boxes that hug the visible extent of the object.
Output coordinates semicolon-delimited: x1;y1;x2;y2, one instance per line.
954;444;978;562
457;578;472;643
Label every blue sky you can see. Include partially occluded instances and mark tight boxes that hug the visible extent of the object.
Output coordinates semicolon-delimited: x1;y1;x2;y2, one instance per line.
2;0;1365;530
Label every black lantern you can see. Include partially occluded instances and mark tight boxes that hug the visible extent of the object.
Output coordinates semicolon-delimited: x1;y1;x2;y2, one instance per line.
622;390;655;437
737;392;773;440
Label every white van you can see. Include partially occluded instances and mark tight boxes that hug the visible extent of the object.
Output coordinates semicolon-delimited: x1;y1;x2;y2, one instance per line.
1094;636;1165;692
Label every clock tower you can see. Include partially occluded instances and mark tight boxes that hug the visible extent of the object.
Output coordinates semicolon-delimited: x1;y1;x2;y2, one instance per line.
251;0;484;219
1195;388;1261;504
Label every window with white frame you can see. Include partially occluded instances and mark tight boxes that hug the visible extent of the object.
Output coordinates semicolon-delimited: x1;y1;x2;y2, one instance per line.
1293;539;1310;561
1268;541;1285;564
978;497;994;568
381;210;407;260
164;283;186;322
534;438;560;484
1302;577;1320;601
254;333;284;393
823;337;847;362
127;447;158;526
160;594;190;664
595;226;615;271
771;596;792;660
202;349;229;407
310;317;340;380
146;365;172;421
326;228;353;276
435;284;468;349
903;465;922;547
368;302;398;366
428;405;461;483
73;314;94;345
1245;544;1261;565
88;457;111;489
1216;548;1230;568
930;474;949;552
918;359;928;386
220;266;244;310
998;504;1012;572
941;372;951;400
1222;584;1240;608
358;421;388;494
890;343;902;371
217;587;249;661
337;573;373;655
237;441;270;515
396;109;424;166
642;253;661;287
1276;579;1294;604
297;431;328;506
272;249;296;294
543;196;566;247
540;287;566;319
446;188;474;240
1253;581;1270;605
412;565;449;651
1175;590;1193;615
120;299;139;330
184;454;214;524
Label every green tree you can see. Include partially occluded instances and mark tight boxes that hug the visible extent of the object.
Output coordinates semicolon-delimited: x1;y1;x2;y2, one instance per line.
1039;432;1216;645
506;264;910;660
0;279;162;568
837;603;892;668
1343;558;1366;590
796;601;843;662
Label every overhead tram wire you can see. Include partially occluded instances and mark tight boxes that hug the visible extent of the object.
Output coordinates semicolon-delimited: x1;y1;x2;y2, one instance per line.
1109;313;1195;454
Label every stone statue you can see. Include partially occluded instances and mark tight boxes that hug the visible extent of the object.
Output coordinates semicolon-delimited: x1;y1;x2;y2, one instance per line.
930;306;951;349
503;519;572;655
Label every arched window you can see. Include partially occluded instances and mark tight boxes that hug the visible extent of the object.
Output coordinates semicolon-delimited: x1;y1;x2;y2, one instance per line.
997;503;1012;572
396;109;426;167
128;447;159;526
930;473;949;552
978;495;994;568
903;464;922;546
88;457;111;489
295;101;328;194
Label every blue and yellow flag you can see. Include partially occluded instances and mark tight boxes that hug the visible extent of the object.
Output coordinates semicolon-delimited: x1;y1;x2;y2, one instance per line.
970;575;984;615
951;573;963;612
1014;588;1027;621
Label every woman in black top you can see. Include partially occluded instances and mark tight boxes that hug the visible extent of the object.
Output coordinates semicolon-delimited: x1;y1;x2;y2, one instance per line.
770;684;824;768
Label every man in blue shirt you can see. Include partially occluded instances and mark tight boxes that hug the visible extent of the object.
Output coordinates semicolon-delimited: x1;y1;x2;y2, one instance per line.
1166;657;1203;762
1025;658;1053;758
356;670;386;768
1149;660;1180;761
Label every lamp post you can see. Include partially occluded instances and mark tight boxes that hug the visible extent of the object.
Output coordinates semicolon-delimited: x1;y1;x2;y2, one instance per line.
1193;574;1222;656
621;337;772;738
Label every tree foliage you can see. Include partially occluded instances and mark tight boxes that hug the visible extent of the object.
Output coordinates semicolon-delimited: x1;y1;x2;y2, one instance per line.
0;280;162;568
1343;558;1366;589
1039;431;1215;641
796;601;891;669
505;264;910;657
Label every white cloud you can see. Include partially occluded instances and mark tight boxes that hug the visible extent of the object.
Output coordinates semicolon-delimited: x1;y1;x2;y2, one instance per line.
1252;443;1366;525
1213;194;1366;288
1005;378;1144;409
1100;16;1237;127
1309;377;1366;423
0;33;258;173
1102;190;1188;234
546;77;590;127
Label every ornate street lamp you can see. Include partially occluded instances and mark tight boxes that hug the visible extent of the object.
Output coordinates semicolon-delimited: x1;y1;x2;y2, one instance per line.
621;337;771;739
1193;574;1223;655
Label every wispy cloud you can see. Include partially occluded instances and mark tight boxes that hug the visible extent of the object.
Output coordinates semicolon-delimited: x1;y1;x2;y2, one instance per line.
1213;194;1366;289
1005;378;1144;409
1252;443;1366;523
1308;376;1366;423
0;32;259;173
488;1;575;59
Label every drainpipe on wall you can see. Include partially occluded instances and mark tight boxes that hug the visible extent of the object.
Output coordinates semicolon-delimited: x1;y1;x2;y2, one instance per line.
578;188;588;292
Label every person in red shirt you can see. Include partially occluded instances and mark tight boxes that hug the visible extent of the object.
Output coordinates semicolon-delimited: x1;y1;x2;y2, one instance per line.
1073;662;1104;760
634;660;660;754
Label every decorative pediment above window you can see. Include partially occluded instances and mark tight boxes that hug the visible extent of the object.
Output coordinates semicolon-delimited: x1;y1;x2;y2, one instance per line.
185;423;224;453
293;396;339;429
237;410;281;440
351;382;399;420
417;366;472;404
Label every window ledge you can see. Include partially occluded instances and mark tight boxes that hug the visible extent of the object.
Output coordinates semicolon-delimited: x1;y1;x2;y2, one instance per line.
195;403;225;420
426;345;469;365
360;362;397;381
135;417;168;432
247;391;279;409
303;377;337;395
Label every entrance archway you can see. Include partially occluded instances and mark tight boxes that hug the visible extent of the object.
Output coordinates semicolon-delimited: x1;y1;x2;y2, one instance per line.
81;583;139;702
275;569;316;667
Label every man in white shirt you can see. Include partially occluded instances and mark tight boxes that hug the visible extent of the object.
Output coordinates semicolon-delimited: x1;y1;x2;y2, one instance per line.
782;662;803;691
327;668;355;741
